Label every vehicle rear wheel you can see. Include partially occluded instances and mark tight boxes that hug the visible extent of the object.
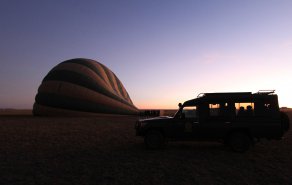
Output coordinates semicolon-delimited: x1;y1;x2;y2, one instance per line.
280;112;290;133
229;132;251;153
144;130;165;149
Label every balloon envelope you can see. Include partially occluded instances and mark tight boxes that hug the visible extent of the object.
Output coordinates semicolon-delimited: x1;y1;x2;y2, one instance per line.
33;58;139;116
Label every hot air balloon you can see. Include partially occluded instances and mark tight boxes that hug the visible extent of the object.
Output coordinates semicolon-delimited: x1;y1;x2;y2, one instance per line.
33;58;138;116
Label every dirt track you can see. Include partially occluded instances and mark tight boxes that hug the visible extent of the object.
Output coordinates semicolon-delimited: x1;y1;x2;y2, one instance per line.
0;112;292;185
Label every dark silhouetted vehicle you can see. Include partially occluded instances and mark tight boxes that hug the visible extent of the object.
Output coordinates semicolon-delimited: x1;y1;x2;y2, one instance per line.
135;90;290;152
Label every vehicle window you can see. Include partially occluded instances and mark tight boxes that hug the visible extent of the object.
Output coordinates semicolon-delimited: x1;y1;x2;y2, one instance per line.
254;99;278;116
209;103;232;117
235;102;254;116
209;104;220;116
182;106;197;118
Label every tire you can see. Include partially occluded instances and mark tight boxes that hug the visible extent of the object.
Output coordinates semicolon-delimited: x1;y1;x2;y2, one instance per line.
280;112;290;133
144;130;165;149
229;132;251;153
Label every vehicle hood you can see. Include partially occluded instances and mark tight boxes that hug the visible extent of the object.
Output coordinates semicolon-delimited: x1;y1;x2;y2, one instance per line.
139;116;173;122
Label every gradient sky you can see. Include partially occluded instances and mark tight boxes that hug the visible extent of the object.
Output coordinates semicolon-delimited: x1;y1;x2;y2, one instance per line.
0;0;292;109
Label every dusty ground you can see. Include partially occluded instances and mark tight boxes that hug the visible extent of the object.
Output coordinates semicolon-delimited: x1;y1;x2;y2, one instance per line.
0;109;32;116
0;111;292;185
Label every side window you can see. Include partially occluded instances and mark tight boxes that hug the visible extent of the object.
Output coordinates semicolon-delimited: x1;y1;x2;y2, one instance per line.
208;103;233;117
254;99;278;116
182;106;197;118
209;104;220;116
235;102;254;116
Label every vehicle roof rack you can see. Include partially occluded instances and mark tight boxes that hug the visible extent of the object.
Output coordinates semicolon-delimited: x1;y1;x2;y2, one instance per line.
197;92;252;98
197;93;206;98
256;90;275;95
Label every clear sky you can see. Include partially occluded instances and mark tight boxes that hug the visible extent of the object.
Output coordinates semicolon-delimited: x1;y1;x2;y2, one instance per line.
0;0;292;109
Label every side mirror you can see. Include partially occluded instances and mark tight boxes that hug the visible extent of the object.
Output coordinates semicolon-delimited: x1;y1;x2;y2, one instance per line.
178;103;182;108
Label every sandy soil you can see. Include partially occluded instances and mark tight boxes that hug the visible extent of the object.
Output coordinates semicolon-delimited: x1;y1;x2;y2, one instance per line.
0;109;32;116
0;111;291;185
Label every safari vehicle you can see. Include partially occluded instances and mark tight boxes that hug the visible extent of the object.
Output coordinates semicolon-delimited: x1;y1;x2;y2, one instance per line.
135;90;290;152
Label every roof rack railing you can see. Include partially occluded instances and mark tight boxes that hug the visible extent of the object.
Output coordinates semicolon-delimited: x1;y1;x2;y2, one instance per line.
257;90;275;95
197;93;206;98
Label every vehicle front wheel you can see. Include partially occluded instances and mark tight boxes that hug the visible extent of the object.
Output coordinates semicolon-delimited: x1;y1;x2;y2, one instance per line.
144;130;165;149
229;132;251;153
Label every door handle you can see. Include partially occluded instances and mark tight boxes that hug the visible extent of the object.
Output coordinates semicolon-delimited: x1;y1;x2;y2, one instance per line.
225;121;231;124
193;122;199;124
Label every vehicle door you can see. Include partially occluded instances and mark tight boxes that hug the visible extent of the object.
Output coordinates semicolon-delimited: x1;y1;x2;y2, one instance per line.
168;105;198;140
192;102;234;139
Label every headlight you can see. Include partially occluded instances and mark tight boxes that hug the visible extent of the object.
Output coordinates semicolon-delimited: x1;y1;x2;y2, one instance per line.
140;121;147;127
135;121;141;129
135;121;146;129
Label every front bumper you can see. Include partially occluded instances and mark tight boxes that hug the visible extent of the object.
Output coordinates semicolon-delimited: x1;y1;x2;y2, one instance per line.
135;120;145;136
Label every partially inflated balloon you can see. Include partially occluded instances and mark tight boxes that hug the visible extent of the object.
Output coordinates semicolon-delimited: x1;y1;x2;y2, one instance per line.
33;58;138;116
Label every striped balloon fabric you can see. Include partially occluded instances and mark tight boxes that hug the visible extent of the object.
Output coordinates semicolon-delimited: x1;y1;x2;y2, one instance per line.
33;58;139;116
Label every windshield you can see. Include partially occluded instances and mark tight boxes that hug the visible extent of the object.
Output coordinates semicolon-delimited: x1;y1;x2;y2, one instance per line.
174;105;198;119
174;109;181;118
